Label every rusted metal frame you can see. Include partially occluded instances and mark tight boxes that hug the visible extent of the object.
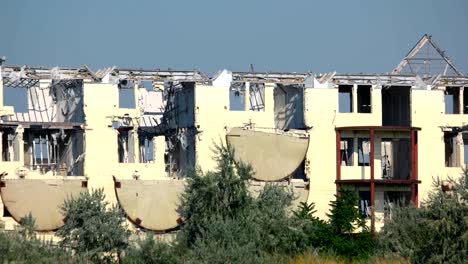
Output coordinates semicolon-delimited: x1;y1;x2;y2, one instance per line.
336;129;341;195
370;128;375;234
336;126;421;132
335;179;421;185
410;129;419;206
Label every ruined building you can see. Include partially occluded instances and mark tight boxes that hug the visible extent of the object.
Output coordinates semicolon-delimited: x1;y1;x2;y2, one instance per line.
0;35;467;234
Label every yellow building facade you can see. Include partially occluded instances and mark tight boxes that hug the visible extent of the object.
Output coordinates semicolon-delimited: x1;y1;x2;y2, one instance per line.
0;35;466;234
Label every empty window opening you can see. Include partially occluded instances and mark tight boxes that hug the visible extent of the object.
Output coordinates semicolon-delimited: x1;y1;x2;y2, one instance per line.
138;80;153;91
1;129;18;161
358;191;371;217
338;85;353;113
358;138;370;166
249;83;265;111
23;129;84;175
118;85;135;109
340;138;354;166
273;85;305;130
229;83;246;111
357;85;371;113
444;132;459;167
463;88;468;114
3;86;28;113
118;129;134;163
164;130;195;177
139;133;154;163
463;135;468;164
381;138;411;180
382;86;411;126
445;87;460;114
384;191;411;218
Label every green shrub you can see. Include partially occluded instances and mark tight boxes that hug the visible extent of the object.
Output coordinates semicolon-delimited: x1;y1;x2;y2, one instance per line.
377;172;468;263
57;188;130;263
123;234;178;264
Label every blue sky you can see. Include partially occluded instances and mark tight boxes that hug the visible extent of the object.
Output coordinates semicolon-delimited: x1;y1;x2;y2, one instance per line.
1;0;467;76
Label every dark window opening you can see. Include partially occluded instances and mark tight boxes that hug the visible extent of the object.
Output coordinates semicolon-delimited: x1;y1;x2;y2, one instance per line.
1;129;17;161
118;129;134;163
445;87;460;114
358;138;370;166
382;86;411;126
249;83;265;111
381;138;411;180
357;85;371;113
139;133;154;163
340;138;354;166
3;206;12;217
444;132;459;167
384;191;411;218
463;135;468;164
358;191;371;217
229;83;246;111
463;88;468;114
290;160;307;180
338;85;353;113
164;131;196;177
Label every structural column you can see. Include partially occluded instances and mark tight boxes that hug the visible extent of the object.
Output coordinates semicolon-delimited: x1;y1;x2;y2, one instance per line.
335;129;341;194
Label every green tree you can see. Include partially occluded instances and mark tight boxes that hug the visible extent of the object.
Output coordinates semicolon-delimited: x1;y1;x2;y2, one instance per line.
57;188;130;263
176;142;306;263
327;189;367;234
326;189;374;259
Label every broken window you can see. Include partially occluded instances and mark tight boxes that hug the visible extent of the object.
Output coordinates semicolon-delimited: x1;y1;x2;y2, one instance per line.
338;85;353;113
358;191;371;217
22;129;84;175
118;81;135;109
229;83;246;111
340;138;354;166
445;87;460;114
358;138;370;166
138;133;154;163
444;132;459;167
164;130;196;177
118;129;134;163
274;85;305;130
249;83;265;111
357;85;371;113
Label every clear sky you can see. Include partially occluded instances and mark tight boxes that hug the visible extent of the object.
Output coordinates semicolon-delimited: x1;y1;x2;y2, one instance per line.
1;0;467;76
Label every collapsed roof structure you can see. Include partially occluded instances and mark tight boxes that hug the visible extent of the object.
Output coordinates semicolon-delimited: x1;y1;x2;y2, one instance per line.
0;34;466;234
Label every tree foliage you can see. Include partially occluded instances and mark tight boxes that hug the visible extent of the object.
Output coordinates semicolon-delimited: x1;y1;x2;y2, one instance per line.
57;188;130;263
377;172;468;263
